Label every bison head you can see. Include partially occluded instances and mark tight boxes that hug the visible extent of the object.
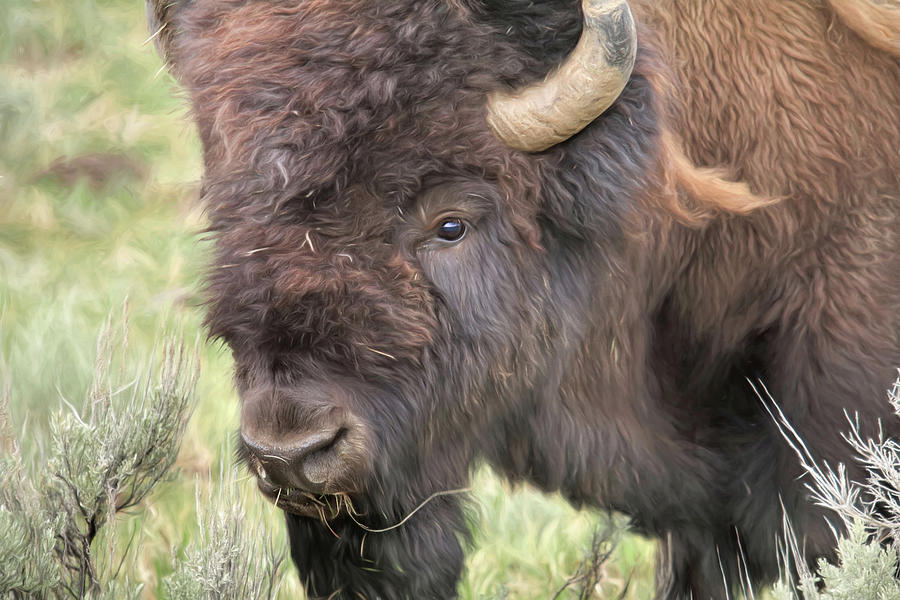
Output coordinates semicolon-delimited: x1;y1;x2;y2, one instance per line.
150;0;687;596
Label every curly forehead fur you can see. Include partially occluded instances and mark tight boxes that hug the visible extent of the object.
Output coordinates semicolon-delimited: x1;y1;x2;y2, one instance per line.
177;0;553;216
169;0;767;240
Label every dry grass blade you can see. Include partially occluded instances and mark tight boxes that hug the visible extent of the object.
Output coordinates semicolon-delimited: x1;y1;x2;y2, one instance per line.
345;488;470;534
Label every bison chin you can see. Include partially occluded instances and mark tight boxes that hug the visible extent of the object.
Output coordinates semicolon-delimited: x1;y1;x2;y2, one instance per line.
237;378;475;598
284;493;469;600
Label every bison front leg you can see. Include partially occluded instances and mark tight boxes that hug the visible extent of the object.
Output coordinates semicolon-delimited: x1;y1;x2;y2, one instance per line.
285;494;467;599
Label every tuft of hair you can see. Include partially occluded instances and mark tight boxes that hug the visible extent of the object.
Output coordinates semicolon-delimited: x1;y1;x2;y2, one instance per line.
635;39;780;227
827;0;900;57
655;129;780;226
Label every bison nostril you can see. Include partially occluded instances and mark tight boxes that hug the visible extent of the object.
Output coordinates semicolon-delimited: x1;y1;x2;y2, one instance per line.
301;428;347;485
292;428;345;458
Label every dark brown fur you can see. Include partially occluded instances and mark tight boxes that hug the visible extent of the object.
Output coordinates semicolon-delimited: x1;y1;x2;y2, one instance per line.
153;0;900;597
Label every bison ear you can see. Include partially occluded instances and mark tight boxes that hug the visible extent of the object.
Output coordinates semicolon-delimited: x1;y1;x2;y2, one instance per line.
146;0;191;76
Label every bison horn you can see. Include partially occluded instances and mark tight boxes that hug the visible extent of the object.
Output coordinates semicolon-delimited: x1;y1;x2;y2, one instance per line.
486;0;637;152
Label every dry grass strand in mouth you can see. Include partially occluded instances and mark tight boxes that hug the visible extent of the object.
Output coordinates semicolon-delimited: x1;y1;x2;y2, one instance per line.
315;497;341;539
343;488;472;534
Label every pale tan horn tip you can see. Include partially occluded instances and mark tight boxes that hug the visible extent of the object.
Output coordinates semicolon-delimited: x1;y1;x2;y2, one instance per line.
582;0;638;72
486;0;637;152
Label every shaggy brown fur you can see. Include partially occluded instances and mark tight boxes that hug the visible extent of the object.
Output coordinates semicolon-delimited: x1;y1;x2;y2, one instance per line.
152;0;899;598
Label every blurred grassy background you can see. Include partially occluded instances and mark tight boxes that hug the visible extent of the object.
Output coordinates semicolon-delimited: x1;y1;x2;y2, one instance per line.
0;0;654;597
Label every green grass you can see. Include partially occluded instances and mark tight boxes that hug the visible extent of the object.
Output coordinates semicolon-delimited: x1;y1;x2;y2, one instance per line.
0;1;655;597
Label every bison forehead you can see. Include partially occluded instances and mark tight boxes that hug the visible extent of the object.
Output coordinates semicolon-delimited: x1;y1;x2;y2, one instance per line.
176;0;543;214
206;215;438;367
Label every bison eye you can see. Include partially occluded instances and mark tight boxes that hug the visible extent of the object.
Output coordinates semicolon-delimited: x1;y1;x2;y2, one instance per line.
436;217;466;242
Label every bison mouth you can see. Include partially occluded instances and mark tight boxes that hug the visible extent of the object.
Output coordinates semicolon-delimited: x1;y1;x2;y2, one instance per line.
255;478;353;520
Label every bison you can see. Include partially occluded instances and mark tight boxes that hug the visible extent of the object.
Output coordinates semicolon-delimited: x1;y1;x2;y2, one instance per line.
148;0;900;597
